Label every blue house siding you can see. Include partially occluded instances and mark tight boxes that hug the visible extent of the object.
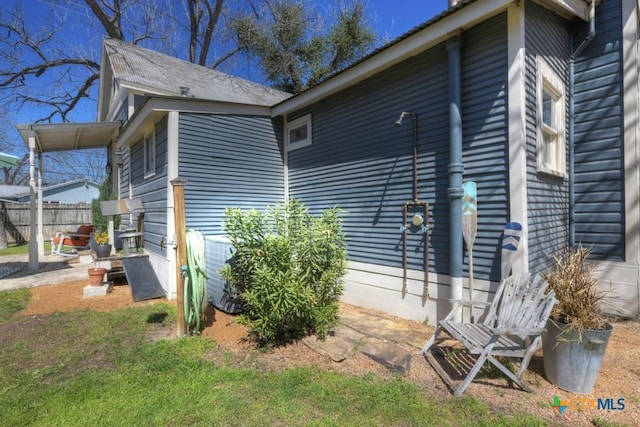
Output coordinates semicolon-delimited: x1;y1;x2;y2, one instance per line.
288;13;508;282
525;0;571;273
461;12;509;281
130;115;168;257
573;0;624;261
18;181;99;203
179;113;285;234
288;47;447;274
44;184;99;203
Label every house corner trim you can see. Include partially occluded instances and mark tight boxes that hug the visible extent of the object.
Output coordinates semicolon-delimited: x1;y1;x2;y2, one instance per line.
507;1;529;273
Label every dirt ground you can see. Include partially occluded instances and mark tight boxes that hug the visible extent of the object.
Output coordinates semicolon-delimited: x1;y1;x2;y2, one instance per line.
17;280;640;426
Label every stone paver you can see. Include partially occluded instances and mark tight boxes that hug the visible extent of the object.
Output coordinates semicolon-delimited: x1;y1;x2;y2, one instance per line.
339;309;430;349
303;307;434;375
302;324;366;362
0;254;90;291
360;338;412;374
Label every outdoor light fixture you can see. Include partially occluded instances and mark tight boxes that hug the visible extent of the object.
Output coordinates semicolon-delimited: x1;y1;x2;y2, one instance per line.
119;231;144;256
115;149;124;168
105;161;112;176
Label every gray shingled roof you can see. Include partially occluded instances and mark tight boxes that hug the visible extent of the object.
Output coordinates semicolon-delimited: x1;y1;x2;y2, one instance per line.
103;38;291;107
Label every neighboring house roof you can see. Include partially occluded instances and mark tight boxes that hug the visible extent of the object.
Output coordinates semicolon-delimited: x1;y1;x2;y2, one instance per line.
0;185;29;201
15;179;100;203
102;37;291;110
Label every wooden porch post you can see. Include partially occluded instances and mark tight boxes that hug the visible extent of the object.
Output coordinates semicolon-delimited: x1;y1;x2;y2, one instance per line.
37;153;44;257
171;178;188;337
28;131;38;271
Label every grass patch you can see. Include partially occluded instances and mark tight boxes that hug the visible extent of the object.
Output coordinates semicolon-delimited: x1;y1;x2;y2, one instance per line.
0;302;547;426
0;242;51;256
592;417;625;427
0;288;30;322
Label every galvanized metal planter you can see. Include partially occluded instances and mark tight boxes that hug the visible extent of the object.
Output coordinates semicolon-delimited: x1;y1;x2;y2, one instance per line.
542;318;613;394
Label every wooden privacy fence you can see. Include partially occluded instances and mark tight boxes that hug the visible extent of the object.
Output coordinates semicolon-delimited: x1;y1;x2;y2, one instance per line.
1;202;92;244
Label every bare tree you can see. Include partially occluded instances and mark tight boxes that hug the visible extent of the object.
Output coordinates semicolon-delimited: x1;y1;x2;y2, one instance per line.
0;0;378;184
188;0;222;65
0;0;236;188
0;0;165;123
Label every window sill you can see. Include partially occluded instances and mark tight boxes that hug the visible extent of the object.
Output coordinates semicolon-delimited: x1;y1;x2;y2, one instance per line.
287;140;312;152
537;167;566;180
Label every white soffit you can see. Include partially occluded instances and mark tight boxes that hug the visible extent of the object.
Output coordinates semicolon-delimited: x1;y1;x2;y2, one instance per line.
16;122;120;153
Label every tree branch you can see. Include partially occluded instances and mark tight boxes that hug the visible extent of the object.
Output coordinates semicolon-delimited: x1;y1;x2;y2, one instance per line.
210;46;240;69
84;0;124;40
197;0;223;66
0;59;100;87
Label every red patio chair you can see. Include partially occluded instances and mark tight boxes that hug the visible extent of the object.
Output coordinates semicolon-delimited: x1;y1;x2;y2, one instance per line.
51;224;93;256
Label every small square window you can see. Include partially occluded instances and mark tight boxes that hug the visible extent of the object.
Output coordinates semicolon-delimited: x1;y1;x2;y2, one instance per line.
144;131;156;178
537;58;565;177
286;114;312;150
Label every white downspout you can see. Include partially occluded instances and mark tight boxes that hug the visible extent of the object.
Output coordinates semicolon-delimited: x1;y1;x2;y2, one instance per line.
166;111;180;300
283;114;289;202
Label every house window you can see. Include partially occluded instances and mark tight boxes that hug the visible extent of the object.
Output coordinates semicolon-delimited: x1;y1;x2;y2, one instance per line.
537;57;566;177
144;131;156;178
286;114;312;150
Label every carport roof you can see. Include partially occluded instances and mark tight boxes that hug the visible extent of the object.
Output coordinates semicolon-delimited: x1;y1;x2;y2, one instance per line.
16;122;120;153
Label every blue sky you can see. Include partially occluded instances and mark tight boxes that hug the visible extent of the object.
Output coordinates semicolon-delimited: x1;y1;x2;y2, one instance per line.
2;0;451;181
8;0;450;126
372;0;449;40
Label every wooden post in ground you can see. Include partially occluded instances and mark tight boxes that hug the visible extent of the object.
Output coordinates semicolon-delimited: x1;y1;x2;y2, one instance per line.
171;178;188;337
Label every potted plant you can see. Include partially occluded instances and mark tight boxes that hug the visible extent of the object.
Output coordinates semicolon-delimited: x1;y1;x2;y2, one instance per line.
92;231;112;259
541;244;612;394
88;264;107;286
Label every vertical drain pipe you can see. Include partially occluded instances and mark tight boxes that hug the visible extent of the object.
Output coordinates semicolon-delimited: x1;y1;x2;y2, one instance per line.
569;1;596;247
447;32;464;319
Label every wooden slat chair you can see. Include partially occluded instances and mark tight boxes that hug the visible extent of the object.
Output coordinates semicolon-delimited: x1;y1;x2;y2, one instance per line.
421;273;557;397
51;224;93;256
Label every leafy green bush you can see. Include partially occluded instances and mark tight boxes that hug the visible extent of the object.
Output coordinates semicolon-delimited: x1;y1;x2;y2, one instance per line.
221;198;347;345
91;178;120;233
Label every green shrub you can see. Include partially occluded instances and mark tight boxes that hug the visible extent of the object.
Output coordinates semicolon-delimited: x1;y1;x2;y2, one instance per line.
221;198;347;345
91;178;120;233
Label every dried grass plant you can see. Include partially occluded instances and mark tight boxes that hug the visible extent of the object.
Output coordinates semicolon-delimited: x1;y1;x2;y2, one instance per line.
543;244;607;331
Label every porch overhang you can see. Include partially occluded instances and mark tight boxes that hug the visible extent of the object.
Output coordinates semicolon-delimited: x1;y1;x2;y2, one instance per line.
17;122;120;153
16;121;120;271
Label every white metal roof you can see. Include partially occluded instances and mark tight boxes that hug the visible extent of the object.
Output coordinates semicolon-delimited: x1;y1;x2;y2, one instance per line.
102;38;291;108
16;122;120;153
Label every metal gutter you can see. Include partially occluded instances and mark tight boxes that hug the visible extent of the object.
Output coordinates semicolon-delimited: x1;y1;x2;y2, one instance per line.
569;0;596;247
447;33;465;314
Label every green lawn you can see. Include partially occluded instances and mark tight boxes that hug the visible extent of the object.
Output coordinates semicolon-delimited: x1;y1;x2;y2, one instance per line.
0;242;51;256
0;289;547;426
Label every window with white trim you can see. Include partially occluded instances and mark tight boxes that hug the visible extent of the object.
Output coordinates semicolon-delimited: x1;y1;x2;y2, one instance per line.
144;130;156;178
537;57;566;177
286;114;312;150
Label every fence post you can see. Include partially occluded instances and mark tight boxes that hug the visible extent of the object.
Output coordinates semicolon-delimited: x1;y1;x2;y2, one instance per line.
171;178;188;337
